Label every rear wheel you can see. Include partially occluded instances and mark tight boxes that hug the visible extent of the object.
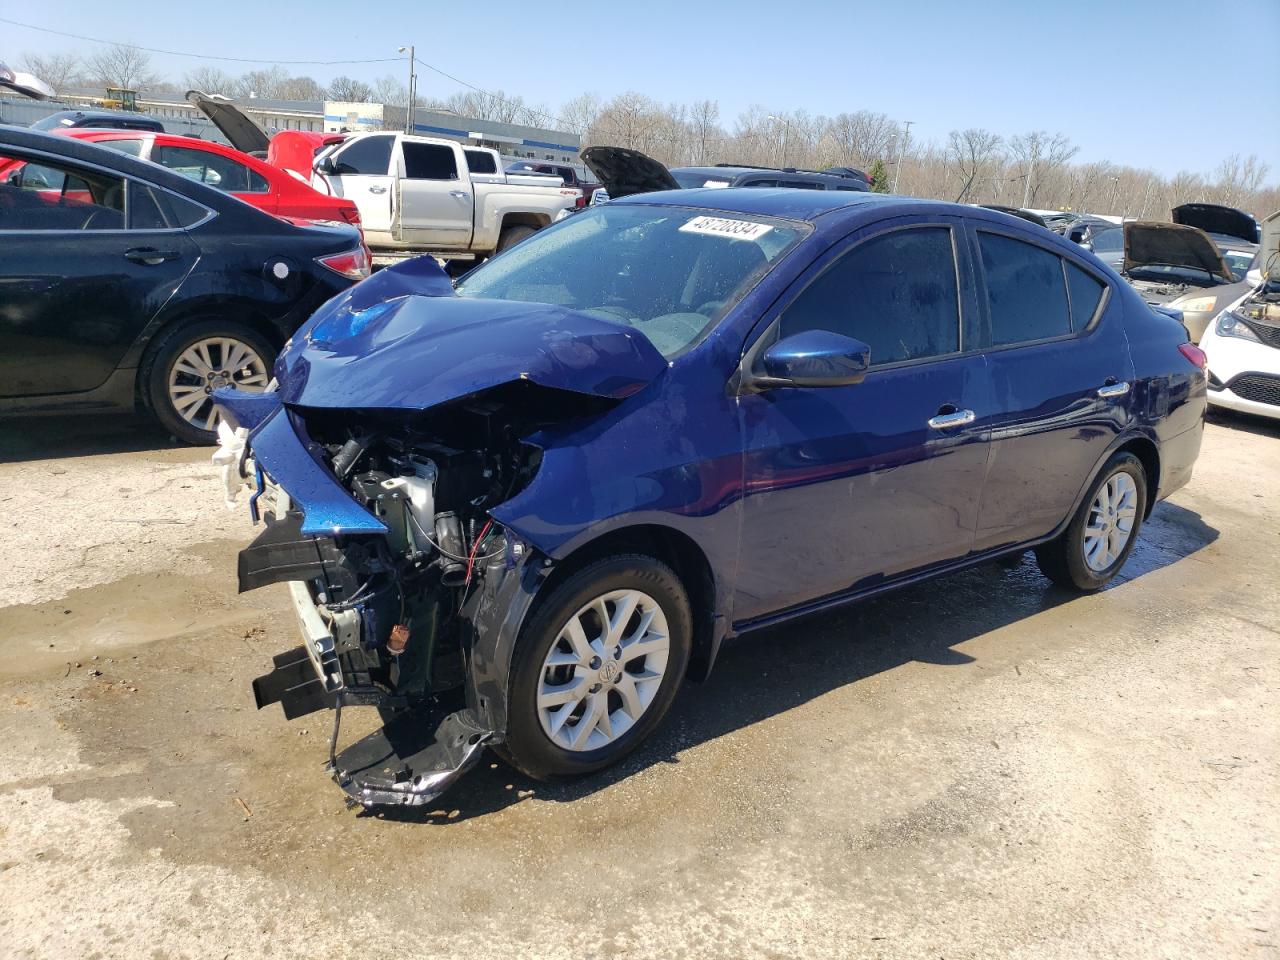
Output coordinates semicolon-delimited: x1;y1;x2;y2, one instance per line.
496;224;537;253
142;319;274;445
503;555;691;780
1035;452;1147;592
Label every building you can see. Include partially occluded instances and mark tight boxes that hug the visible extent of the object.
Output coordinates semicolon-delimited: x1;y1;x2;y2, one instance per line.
2;87;581;165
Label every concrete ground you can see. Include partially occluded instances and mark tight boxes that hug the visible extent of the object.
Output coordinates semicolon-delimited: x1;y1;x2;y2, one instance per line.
0;411;1276;960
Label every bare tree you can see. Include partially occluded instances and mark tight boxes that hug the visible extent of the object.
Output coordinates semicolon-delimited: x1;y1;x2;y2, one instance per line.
19;51;85;93
86;43;157;90
559;92;601;135
184;66;235;96
1007;131;1077;206
947;128;1003;202
1213;154;1270;206
372;74;408;107
326;76;374;103
822;110;897;171
687;99;722;165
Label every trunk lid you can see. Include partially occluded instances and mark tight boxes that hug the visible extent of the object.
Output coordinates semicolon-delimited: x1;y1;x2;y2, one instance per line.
185;90;272;154
580;146;680;199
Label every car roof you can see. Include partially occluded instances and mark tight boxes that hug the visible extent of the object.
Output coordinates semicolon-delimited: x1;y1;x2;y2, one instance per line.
613;186;921;222
1207;232;1258;251
43;108;157;121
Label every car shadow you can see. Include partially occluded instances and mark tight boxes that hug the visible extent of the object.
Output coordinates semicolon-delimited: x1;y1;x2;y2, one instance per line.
1206;407;1280;439
0;413;180;463
368;500;1219;824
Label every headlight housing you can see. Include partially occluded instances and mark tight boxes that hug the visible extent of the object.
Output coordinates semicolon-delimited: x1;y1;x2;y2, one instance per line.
1215;311;1261;342
1174;296;1219;314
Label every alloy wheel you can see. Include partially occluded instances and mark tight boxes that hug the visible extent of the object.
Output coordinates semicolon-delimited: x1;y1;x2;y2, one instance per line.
1082;472;1139;572
167;336;269;432
536;589;671;752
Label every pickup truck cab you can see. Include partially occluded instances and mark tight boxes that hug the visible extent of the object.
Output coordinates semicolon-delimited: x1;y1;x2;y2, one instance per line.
313;133;582;259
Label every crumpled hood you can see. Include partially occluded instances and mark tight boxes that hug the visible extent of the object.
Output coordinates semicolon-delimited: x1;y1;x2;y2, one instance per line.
274;257;668;412
1123;221;1235;283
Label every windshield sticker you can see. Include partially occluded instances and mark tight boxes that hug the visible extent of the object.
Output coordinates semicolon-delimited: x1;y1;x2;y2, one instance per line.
702;179;731;188
680;215;772;241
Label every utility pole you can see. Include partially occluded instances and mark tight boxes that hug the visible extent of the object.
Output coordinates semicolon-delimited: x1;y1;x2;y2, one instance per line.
891;120;912;193
397;45;416;134
1022;157;1034;208
767;114;795;168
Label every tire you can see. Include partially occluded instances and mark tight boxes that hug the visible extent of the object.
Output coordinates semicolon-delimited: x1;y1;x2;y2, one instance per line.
496;224;537;253
1034;452;1148;592
503;554;692;781
141;318;275;445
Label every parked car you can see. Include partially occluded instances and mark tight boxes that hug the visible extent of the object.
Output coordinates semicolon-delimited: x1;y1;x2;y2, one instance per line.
0;127;369;443
978;204;1048;227
219;187;1206;809
1055;214;1116;245
506;160;602;202
31;109;165;133
59;129;362;228
1200;210;1280;419
670;163;870;191
1106;213;1260;341
186;92;580;264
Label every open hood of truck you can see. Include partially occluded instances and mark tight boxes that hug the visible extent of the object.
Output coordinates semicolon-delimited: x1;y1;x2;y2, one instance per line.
1123;221;1235;283
580;146;680;199
185;90;271;154
1172;203;1259;244
272;259;668;413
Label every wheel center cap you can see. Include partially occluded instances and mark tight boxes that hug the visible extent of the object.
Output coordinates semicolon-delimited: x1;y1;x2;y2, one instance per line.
599;660;620;684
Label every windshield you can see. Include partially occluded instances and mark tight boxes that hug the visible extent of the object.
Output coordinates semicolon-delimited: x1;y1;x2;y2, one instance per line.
671;170;731;189
456;204;807;358
1220;248;1254;282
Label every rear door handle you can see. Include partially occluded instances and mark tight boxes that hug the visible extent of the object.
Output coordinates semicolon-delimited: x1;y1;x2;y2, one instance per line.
1097;381;1131;398
927;408;976;430
450;190;470;200
124;247;180;265
369;185;387;194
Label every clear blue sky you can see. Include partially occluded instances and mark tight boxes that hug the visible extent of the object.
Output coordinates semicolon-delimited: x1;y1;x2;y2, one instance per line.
4;0;1278;183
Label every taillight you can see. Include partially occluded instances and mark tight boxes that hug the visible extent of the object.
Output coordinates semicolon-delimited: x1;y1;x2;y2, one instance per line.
1178;342;1207;370
575;194;587;208
317;246;370;281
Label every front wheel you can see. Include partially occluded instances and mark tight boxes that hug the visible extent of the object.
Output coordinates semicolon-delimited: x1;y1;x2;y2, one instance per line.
1035;452;1147;592
142;319;274;445
503;555;692;780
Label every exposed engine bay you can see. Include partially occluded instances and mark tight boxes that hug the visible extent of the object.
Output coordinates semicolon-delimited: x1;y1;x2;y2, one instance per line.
229;382;614;808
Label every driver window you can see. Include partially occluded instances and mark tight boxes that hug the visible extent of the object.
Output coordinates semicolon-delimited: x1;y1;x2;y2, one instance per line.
0;152;125;230
778;227;961;365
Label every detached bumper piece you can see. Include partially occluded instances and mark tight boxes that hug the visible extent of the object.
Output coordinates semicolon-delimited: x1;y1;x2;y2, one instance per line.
334;707;492;809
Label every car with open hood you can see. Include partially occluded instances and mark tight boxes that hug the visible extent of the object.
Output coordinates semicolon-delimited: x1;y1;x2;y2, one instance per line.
1199;210;1280;419
1112;205;1260;340
217;188;1206;809
0;126;368;443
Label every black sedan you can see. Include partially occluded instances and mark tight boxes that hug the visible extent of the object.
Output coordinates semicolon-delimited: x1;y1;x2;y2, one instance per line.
0;126;368;443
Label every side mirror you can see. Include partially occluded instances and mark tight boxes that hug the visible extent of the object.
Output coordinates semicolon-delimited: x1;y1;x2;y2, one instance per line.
315;156;337;175
756;330;871;388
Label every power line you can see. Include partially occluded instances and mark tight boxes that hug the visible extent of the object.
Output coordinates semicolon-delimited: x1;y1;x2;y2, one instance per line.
0;17;402;65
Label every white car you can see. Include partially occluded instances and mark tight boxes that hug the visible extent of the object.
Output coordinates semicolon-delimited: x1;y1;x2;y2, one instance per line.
1200;211;1280;419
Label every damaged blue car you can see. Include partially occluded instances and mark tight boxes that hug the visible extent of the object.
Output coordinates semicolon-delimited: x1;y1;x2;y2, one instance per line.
220;188;1206;809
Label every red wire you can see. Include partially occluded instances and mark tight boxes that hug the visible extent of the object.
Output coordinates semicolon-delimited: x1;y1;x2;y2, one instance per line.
464;518;494;586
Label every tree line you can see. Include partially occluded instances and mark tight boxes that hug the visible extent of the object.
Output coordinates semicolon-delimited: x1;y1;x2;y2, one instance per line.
19;45;1277;219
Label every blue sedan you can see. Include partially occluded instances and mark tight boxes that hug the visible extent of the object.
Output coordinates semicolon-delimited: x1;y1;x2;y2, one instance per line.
222;188;1207;808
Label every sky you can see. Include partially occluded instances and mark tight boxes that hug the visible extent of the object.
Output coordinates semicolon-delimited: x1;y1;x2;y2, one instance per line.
3;0;1278;183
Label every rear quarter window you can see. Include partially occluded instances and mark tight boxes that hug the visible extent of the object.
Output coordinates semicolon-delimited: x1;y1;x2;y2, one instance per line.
978;232;1072;345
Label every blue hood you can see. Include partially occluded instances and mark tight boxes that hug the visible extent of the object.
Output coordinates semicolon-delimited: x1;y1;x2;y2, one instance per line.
273;257;668;412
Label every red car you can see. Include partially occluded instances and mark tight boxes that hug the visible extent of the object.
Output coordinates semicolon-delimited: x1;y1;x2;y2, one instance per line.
59;129;362;229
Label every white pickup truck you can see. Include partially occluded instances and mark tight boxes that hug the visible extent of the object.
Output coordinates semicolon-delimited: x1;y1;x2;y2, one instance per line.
184;93;581;266
312;134;582;264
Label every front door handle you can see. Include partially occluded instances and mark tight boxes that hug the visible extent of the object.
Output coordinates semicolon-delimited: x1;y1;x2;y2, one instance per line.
450;190;470;200
927;408;976;430
124;247;180;265
368;185;387;194
1097;381;1131;399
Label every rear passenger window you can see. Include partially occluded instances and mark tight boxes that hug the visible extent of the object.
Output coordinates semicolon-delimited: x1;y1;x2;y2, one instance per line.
978;232;1071;346
463;149;497;174
1066;261;1105;329
403;143;458;180
779;227;960;366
